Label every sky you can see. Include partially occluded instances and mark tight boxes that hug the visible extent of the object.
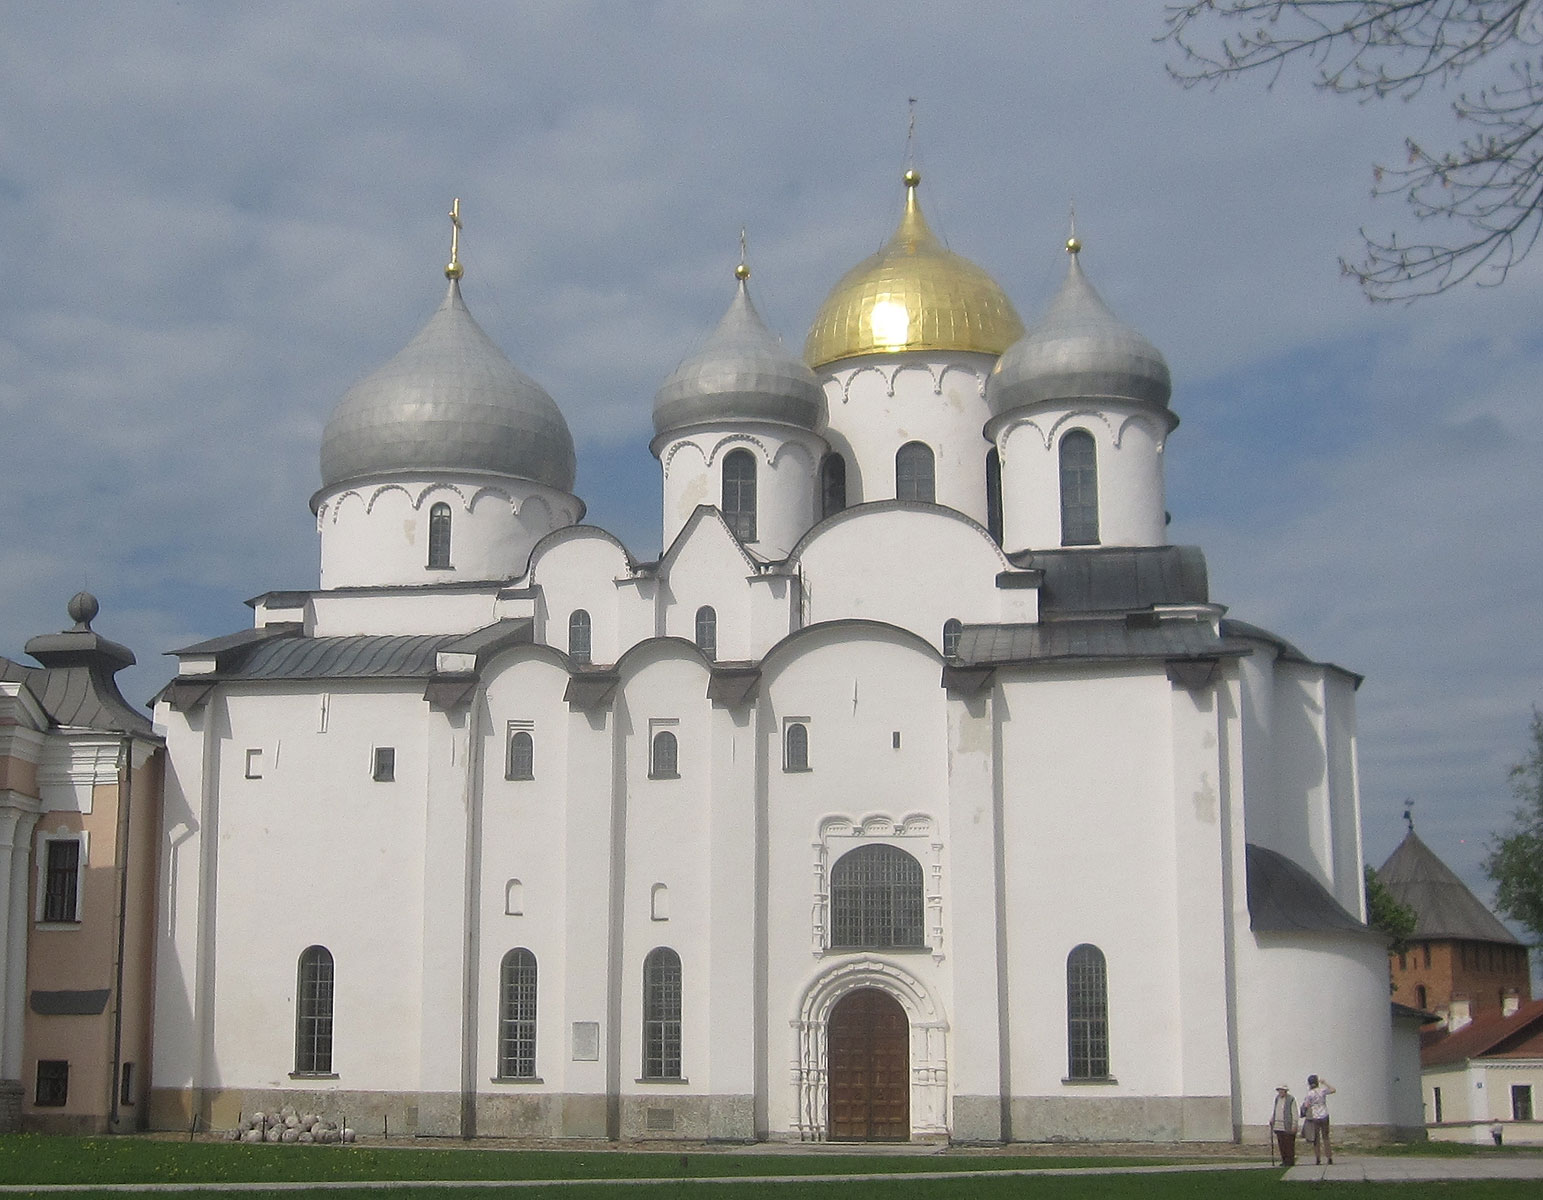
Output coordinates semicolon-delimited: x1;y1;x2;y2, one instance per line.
2;2;1539;940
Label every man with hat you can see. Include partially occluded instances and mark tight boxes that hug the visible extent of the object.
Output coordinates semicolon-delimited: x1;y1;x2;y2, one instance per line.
1269;1083;1299;1165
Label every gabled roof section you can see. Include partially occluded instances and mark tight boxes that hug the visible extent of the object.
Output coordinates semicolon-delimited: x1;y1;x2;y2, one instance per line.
1422;997;1543;1067
1246;843;1369;935
657;504;767;576
1378;830;1519;944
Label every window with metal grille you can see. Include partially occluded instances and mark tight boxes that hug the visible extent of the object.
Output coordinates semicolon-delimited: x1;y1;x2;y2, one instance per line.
427;502;452;569
821;453;847;519
694;606;716;660
986;447;1004;542
722;449;757;541
784;722;809;771
43;839;81;923
1059;430;1099;546
295;945;334;1075
507;729;534;780
568;610;592;664
895;441;935;503
942;619;963;658
1066;943;1110;1079
643;947;682;1079
650;730;678;779
34;1060;68;1106
498;948;538;1079
828;845;924;950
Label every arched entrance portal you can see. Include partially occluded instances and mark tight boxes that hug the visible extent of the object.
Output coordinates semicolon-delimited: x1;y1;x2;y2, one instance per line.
827;987;910;1141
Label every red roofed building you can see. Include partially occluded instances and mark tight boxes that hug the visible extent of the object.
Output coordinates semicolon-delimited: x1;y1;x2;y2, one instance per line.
1421;998;1543;1143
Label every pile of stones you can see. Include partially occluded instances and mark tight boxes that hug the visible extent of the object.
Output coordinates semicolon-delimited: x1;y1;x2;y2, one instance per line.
229;1107;357;1144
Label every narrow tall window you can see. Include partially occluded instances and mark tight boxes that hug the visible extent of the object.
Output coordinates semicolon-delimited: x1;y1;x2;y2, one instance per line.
643;947;682;1079
784;722;809;771
651;730;678;779
507;730;534;781
722;449;757;541
498;949;538;1079
43;839;81;923
1066;943;1110;1079
295;945;335;1075
427;502;452;569
895;441;935;503
829;845;925;950
694;606;717;660
942;618;963;658
1513;1084;1534;1121
1433;1086;1443;1123
1059;430;1099;546
1415;984;1427;1009
986;447;1004;543
568;610;592;664
821;453;847;519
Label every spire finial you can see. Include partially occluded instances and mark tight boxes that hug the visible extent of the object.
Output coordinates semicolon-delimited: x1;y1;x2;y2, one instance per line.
902;98;921;191
735;227;750;281
1404;800;1415;833
1066;202;1081;256
445;198;464;280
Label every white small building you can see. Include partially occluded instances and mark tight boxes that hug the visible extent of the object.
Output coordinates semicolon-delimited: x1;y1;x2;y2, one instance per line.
1423;998;1543;1144
148;175;1411;1143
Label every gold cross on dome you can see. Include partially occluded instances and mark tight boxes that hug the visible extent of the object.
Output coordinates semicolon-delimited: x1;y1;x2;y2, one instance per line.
446;198;464;280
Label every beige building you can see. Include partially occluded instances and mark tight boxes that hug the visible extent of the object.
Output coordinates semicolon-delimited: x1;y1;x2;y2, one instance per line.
0;594;163;1133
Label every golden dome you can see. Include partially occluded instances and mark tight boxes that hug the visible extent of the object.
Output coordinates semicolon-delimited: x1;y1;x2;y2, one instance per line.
804;172;1024;368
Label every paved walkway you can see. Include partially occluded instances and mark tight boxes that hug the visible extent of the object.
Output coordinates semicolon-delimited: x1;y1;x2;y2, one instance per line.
1284;1154;1543;1182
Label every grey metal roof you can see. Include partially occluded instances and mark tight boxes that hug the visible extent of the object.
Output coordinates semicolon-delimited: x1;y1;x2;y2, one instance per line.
1012;545;1209;614
173;624;303;658
988;250;1172;416
1246;843;1368;935
319;278;576;494
953;615;1249;668
1378;830;1519;944
2;630;153;736
653;279;822;438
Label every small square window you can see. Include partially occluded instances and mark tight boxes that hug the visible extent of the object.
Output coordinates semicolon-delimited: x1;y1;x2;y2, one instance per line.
373;747;396;782
245;748;263;779
35;1060;68;1106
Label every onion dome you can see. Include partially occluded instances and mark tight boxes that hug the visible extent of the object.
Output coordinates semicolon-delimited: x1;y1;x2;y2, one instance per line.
804;170;1024;369
988;235;1171;416
320;277;576;493
653;261;822;437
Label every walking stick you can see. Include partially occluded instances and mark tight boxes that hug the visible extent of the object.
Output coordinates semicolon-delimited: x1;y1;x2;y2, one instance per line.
1269;1122;1276;1167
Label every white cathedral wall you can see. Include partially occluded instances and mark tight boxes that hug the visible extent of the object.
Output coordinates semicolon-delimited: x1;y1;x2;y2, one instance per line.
529;532;634;665
818;354;996;524
307;588;503;639
658;520;764;662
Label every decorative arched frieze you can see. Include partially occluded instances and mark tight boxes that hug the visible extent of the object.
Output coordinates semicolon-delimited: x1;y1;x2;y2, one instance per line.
811;813;943;962
770;439;817;473
516;492;556;530
660;438;710;476
409;481;472;511
789;956;949;1141
889;362;939;396
467;484;519;515
998;408;1120;454
1116;410;1169;453
935;361;988;399
320;490;367;526
364;482;417;515
705;432;772;467
835;363;893;403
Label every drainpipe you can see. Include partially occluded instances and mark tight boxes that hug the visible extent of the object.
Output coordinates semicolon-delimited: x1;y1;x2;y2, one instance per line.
108;735;134;1131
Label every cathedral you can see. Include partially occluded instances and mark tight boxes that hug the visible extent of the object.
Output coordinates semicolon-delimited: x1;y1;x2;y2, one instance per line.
147;174;1411;1143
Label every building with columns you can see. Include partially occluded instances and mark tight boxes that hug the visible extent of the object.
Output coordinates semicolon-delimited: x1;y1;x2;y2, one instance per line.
148;175;1409;1143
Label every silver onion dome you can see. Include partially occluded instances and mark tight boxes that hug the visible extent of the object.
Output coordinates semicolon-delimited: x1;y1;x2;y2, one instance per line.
320;278;577;493
987;246;1171;417
653;272;822;438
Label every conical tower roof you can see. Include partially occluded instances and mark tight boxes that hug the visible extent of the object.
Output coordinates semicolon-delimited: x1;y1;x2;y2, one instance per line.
320;277;576;495
1378;830;1519;943
654;265;822;438
988;237;1171;416
804;171;1024;369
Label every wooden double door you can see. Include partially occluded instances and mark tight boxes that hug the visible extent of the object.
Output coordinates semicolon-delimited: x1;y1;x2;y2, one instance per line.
827;988;910;1141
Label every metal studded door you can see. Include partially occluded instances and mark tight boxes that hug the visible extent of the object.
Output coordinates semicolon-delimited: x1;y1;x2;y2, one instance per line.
827;987;910;1141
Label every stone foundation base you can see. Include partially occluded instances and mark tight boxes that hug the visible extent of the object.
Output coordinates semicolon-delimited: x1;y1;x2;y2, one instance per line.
0;1080;21;1134
1008;1095;1233;1142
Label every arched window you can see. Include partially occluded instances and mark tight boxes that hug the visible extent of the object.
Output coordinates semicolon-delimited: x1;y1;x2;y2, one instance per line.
427;502;452;569
650;730;678;779
507;730;534;781
642;947;682;1079
784;722;809;771
985;448;1003;543
568;610;592;664
695;606;717;660
829;845;924;950
1066;943;1110;1079
821;453;847;519
895;441;935;503
942;618;963;658
498;948;538;1079
722;449;757;542
504;878;524;916
650;883;670;921
295;945;334;1075
1059;430;1099;546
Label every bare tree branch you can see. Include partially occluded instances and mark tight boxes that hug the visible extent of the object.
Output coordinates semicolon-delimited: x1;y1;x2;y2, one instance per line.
1161;1;1543;300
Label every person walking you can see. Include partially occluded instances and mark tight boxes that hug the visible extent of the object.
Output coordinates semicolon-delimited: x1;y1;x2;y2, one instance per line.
1302;1074;1336;1164
1269;1084;1298;1166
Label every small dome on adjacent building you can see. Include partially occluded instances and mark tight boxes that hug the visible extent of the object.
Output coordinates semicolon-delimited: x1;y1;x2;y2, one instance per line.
320;278;577;493
653;267;822;438
988;241;1171;416
804;171;1024;369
